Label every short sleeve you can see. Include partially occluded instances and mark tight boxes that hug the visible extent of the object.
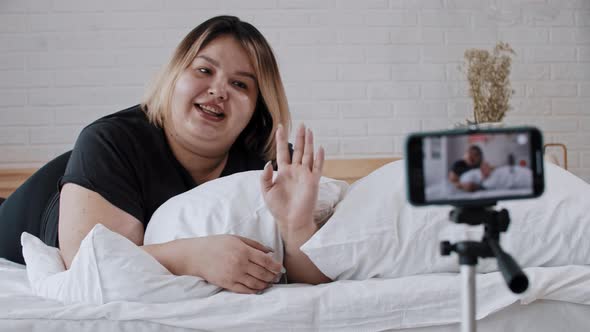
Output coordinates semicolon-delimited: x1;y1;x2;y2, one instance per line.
59;122;144;222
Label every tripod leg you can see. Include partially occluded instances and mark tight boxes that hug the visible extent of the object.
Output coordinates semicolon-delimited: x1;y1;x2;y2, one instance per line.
461;265;476;332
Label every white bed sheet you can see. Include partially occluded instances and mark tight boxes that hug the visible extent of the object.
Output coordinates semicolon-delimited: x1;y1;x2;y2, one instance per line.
1;258;589;331
3;301;588;332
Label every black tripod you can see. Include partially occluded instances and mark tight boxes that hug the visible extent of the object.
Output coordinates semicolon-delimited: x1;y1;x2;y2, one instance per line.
440;206;529;332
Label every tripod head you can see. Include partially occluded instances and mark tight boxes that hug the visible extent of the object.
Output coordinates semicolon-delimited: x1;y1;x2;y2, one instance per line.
441;205;529;294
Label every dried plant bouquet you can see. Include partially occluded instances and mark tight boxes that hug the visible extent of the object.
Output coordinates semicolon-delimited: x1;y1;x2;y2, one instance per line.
463;42;515;124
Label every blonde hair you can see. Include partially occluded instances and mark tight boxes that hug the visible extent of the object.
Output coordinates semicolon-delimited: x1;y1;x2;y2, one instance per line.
141;16;290;161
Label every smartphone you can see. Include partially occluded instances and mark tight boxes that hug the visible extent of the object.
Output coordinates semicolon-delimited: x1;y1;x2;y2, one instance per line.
405;126;544;206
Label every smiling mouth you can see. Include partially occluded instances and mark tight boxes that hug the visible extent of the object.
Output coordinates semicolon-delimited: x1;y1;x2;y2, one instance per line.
195;103;225;119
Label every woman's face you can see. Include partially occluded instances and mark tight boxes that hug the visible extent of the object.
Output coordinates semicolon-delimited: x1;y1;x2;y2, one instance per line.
168;35;259;157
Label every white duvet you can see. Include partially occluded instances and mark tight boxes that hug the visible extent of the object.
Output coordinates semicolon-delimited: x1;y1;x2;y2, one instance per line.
2;257;590;331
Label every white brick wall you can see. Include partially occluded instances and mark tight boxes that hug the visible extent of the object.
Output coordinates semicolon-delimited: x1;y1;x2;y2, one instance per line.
0;0;589;183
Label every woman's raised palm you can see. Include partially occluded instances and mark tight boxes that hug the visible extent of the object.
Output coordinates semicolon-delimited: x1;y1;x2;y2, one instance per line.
260;124;324;235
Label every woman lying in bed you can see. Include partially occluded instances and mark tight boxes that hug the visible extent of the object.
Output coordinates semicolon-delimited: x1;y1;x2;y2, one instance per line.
1;16;331;293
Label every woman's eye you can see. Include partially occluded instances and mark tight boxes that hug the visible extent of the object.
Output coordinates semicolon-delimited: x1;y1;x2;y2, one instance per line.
233;81;247;89
198;67;210;74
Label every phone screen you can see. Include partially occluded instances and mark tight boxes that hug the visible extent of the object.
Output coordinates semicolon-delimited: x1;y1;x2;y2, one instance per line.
406;127;544;206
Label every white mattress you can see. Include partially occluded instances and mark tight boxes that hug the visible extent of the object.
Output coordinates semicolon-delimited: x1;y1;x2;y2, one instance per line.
2;258;590;331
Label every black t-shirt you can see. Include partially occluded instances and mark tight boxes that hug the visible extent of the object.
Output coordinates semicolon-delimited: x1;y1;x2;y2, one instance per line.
451;160;476;178
59;104;268;226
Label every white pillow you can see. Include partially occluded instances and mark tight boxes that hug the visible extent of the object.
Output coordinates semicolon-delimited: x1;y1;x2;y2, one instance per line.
144;171;349;251
301;160;590;280
22;171;348;304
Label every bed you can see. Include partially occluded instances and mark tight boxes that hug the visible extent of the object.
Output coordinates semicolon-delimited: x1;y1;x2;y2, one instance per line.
1;155;589;332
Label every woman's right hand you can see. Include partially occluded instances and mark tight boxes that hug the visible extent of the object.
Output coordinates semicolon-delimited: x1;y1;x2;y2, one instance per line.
170;235;283;294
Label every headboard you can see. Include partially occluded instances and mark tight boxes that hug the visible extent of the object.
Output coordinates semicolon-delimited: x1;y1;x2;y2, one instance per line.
0;158;401;198
0;168;37;198
322;158;399;183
